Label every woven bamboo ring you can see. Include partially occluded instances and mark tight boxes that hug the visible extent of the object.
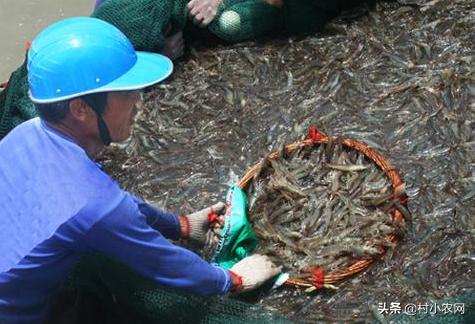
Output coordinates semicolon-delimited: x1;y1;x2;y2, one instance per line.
238;127;408;289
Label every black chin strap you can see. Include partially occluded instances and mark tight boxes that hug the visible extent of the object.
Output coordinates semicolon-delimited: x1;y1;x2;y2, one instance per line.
82;93;111;146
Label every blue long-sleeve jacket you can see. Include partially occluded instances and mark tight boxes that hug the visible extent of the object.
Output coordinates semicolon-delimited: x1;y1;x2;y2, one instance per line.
0;118;231;323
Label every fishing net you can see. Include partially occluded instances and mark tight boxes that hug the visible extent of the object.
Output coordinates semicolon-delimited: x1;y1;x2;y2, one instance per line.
46;253;290;324
0;57;35;139
207;0;283;43
238;127;408;289
91;0;189;52
92;0;351;49
207;0;370;42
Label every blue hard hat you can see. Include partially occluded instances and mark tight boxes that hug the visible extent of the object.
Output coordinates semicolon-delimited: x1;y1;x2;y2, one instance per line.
28;17;173;103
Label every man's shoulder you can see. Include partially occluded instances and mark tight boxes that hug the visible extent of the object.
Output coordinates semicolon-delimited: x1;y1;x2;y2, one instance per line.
0;117;39;145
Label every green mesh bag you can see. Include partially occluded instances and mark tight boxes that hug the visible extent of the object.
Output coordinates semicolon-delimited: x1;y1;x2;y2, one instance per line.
282;0;334;36
282;0;375;36
46;253;291;324
0;56;35;139
92;0;189;52
208;0;283;42
207;0;370;42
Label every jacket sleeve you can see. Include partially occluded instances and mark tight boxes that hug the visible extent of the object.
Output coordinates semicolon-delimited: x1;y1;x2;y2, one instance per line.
130;195;181;240
83;194;232;295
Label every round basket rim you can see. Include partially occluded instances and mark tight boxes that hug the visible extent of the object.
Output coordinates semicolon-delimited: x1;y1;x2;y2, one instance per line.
238;128;408;288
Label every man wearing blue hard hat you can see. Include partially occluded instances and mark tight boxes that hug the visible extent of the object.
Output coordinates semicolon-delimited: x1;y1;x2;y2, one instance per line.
0;17;280;323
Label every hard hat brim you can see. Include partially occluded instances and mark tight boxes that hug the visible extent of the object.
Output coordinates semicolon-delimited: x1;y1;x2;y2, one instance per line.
30;52;173;103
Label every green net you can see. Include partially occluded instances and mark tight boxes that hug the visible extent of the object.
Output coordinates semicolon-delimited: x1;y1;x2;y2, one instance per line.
282;0;338;36
208;0;373;42
0;57;35;139
208;0;283;42
92;0;189;52
46;253;291;324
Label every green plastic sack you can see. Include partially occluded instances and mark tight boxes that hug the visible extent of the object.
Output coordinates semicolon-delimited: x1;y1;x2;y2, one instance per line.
211;184;257;269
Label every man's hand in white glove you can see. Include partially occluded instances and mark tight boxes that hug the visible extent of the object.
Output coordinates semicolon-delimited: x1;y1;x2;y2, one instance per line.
187;0;223;27
179;202;225;246
229;254;282;292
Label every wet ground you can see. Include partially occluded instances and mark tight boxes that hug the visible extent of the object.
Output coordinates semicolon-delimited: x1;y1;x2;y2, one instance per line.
0;0;91;79
100;0;474;322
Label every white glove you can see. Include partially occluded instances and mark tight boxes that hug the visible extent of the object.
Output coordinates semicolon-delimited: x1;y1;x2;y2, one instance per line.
229;254;282;292
179;202;225;245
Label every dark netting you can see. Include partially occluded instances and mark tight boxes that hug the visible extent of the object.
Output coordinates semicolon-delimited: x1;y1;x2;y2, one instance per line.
208;0;375;42
0;57;35;139
282;0;342;36
46;253;291;324
207;0;284;43
91;0;189;52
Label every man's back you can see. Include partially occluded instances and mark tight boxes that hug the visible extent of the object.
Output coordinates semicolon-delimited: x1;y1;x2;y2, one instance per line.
0;117;124;322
